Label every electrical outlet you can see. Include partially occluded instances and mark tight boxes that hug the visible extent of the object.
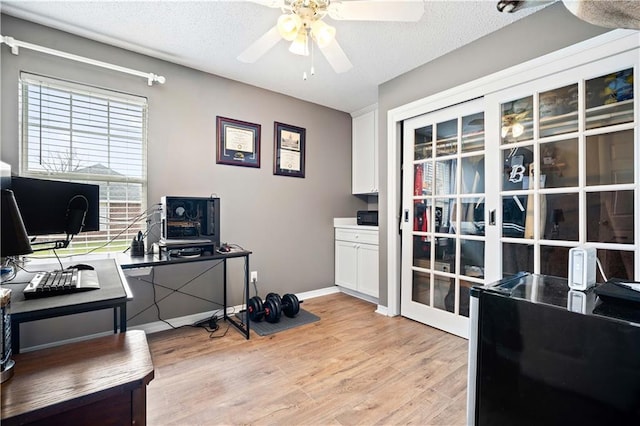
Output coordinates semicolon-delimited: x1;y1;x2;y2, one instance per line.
250;271;258;283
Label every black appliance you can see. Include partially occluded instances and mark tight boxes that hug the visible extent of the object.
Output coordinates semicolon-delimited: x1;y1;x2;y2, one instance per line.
357;210;378;226
468;273;640;426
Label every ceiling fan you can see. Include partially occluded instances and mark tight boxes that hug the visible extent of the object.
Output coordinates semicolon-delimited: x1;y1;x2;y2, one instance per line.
238;0;425;75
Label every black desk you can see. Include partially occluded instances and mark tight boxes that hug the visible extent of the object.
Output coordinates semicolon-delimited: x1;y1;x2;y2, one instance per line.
115;250;252;339
8;258;132;354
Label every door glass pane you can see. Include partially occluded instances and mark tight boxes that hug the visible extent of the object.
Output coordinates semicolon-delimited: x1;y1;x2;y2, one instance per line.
586;68;633;129
587;190;634;244
436;119;457;156
502;145;534;191
413;200;432;232
503;243;533;275
414;162;433;196
412;270;430;305
461;155;485;194
434;198;454;233
433;274;453;312
414;125;433;160
413;235;431;268
540;138;578;188
462;112;484;153
542;193;579;240
435;159;457;195
435;237;455;273
539;84;579;137
585;130;634;186
460;197;485;236
597;249;634;281
461;239;484;278
540;245;571;277
459;279;473;317
502;195;527;238
501;96;533;143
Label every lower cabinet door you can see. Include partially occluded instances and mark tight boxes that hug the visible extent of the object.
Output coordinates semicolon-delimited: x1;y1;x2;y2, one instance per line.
357;243;379;297
335;240;358;290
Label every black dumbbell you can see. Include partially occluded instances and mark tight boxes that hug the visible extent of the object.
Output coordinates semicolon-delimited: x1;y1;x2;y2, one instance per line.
266;292;303;318
282;293;303;318
247;296;281;323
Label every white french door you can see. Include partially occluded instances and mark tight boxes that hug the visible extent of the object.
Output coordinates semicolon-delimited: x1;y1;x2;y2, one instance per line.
486;51;638;285
399;49;638;339
401;99;486;338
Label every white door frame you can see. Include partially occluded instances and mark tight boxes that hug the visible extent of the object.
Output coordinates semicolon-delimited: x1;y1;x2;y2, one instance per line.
385;30;637;317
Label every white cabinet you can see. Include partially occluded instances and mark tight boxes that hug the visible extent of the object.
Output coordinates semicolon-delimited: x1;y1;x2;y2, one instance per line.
335;227;379;297
352;106;378;194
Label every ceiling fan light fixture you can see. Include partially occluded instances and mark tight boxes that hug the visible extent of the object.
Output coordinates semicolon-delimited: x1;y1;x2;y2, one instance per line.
277;13;302;41
289;30;309;56
310;20;335;48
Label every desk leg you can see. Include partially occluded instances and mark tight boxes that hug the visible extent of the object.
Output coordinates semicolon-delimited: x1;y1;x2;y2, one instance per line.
223;259;227;322
120;303;127;332
223;254;251;340
244;254;250;338
113;304;127;334
11;320;20;354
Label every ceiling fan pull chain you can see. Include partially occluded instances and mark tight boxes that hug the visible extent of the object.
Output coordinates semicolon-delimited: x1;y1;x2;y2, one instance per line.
310;39;315;76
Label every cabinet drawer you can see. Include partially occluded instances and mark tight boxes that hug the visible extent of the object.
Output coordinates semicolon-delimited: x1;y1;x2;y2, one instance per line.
335;228;378;245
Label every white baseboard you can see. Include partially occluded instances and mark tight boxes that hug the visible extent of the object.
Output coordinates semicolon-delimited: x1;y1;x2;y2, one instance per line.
130;308;228;335
19;285;344;352
375;305;390;316
337;286;379;305
296;285;340;301
20;330;115;353
133;286;340;334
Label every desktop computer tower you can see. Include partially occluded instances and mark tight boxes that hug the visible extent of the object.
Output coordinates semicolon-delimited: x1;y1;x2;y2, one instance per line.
160;196;220;249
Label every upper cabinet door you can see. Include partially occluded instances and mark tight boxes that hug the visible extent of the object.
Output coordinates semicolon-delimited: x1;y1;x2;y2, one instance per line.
352;108;378;194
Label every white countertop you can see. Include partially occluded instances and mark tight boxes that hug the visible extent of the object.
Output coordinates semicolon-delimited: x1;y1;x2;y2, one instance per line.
333;217;378;231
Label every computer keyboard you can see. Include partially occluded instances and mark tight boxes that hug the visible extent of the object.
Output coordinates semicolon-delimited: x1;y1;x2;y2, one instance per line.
23;269;100;299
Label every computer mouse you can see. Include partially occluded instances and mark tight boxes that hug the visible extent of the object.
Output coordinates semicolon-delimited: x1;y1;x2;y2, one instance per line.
70;264;95;271
218;246;231;253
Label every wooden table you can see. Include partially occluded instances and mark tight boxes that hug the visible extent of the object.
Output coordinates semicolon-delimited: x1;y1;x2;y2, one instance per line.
1;330;154;425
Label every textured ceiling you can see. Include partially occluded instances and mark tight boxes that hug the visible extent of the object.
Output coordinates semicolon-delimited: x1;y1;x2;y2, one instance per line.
0;1;547;113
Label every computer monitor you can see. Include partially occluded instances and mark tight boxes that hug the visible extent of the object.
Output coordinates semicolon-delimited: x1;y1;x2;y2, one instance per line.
10;176;100;237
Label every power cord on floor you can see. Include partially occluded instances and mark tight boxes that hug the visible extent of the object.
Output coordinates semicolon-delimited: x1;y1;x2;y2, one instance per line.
192;315;233;339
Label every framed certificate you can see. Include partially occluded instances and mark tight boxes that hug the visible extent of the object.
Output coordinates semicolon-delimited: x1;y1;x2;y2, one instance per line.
274;122;305;178
216;116;261;168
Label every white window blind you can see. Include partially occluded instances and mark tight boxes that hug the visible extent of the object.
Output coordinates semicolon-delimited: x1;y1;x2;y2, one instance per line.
19;72;148;254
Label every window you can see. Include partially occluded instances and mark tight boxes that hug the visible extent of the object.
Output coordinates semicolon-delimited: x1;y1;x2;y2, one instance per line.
19;73;148;254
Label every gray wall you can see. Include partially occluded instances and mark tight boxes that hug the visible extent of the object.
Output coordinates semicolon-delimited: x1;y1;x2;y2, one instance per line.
1;14;366;348
376;3;609;306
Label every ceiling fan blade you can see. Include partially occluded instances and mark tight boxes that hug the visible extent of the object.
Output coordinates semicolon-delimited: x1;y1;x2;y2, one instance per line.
237;26;282;63
328;0;424;22
245;0;284;8
319;39;353;74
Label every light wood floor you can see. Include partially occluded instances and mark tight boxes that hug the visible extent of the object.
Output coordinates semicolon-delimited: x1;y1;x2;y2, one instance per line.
146;292;468;425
